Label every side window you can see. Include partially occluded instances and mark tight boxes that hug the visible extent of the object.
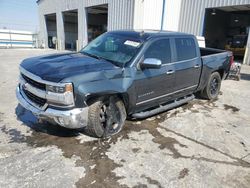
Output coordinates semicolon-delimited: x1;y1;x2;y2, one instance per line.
144;39;171;64
175;38;197;61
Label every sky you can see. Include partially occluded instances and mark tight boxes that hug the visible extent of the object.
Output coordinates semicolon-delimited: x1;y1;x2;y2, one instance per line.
0;0;39;32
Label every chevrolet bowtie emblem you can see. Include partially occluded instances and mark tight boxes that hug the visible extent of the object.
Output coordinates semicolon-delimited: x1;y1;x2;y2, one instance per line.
22;83;28;90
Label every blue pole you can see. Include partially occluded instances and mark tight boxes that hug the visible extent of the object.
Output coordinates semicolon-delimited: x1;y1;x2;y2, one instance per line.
161;0;166;30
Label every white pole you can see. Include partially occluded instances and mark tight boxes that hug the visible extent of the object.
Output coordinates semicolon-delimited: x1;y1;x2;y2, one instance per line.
243;28;250;65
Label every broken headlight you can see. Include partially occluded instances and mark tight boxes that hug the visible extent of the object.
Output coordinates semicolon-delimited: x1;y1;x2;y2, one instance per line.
46;83;74;107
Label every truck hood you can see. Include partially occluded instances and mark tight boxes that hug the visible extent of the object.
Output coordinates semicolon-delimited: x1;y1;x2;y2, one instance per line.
20;52;118;82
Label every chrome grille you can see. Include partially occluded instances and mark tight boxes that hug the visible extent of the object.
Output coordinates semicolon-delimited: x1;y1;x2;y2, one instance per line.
20;70;47;109
21;73;46;90
22;87;46;107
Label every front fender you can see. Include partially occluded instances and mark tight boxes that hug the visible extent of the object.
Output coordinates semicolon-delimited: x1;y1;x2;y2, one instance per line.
63;68;137;109
78;77;133;105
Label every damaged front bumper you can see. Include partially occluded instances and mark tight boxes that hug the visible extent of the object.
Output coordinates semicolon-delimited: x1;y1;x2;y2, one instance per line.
16;86;88;129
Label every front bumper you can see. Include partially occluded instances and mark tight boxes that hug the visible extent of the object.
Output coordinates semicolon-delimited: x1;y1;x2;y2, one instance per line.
16;85;89;129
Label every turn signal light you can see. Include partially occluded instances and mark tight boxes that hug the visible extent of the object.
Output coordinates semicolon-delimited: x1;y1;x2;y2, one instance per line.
65;84;73;92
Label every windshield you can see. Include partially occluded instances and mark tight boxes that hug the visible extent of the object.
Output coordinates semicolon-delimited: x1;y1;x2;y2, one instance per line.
81;33;143;67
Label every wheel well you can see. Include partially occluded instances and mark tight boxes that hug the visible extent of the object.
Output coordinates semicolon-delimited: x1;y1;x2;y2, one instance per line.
85;93;129;110
117;93;129;110
216;69;224;79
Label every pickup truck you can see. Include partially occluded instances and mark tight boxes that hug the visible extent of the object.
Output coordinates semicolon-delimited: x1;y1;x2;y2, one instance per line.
16;30;233;138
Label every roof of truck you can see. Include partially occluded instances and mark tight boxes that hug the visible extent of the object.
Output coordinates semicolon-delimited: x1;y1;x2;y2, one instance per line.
109;30;194;41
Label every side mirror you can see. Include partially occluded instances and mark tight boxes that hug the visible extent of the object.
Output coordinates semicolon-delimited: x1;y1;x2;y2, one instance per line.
141;58;162;69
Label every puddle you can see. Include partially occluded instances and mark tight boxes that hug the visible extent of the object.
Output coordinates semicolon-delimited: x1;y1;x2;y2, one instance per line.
0;112;4;122
141;175;163;188
0;126;25;143
178;168;189;179
14;105;126;187
224;104;240;112
175;99;218;115
7;99;247;187
12;104;190;187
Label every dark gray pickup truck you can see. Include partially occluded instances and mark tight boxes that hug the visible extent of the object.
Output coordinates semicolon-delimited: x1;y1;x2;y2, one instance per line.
16;30;233;137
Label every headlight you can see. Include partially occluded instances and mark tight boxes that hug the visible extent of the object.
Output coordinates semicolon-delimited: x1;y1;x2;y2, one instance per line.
46;83;73;93
46;83;74;107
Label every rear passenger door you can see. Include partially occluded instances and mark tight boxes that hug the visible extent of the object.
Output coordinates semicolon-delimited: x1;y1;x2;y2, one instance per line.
135;38;175;107
173;37;202;93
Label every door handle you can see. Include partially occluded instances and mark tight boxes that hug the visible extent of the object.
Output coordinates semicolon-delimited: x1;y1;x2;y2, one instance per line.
194;64;200;68
166;70;175;75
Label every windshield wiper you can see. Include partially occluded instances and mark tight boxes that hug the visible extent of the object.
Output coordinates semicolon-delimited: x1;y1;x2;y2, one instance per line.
81;51;101;60
81;51;121;67
101;57;122;67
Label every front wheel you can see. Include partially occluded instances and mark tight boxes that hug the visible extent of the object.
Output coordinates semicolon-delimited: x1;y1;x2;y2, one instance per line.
201;72;221;100
84;96;127;138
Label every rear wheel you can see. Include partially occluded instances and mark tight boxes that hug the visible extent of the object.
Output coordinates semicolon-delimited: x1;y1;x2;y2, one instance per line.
84;96;126;138
201;72;221;100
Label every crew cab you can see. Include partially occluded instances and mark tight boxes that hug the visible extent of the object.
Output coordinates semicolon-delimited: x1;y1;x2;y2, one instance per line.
16;30;233;137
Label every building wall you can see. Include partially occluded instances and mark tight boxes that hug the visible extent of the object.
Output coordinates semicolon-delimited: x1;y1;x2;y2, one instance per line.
163;0;182;31
177;0;250;36
134;0;163;30
133;0;144;29
38;0;134;50
176;0;250;65
38;0;250;64
133;0;250;35
134;0;250;65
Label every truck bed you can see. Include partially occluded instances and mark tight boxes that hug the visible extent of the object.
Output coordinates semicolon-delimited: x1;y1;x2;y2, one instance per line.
197;47;232;91
200;47;232;66
200;47;231;71
200;47;229;57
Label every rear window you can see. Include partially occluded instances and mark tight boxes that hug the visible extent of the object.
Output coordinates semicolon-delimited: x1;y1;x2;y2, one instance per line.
175;38;197;61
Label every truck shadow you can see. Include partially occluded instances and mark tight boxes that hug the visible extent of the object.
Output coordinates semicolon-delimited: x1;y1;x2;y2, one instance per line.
15;104;81;138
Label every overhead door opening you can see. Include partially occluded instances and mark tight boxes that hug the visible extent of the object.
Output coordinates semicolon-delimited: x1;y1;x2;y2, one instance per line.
45;14;57;49
63;10;78;51
203;5;250;62
86;4;108;42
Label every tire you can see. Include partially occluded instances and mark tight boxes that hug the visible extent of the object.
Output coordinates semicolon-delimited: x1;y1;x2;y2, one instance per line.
201;72;221;100
84;96;127;138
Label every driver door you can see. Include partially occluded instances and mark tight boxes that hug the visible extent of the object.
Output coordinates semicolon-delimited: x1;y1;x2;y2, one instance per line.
134;38;175;108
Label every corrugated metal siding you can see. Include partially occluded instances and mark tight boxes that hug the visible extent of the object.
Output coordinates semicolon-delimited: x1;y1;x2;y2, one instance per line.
163;0;182;31
176;0;250;65
178;0;250;36
142;0;163;30
38;0;135;49
84;0;108;7
108;0;134;30
39;0;79;15
84;0;134;30
133;0;144;29
133;0;163;30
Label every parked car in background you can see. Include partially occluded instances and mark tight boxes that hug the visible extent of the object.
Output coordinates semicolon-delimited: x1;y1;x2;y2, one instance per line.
16;30;233;138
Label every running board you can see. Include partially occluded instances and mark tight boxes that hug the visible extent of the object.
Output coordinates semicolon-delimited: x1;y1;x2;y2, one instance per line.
132;94;195;119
